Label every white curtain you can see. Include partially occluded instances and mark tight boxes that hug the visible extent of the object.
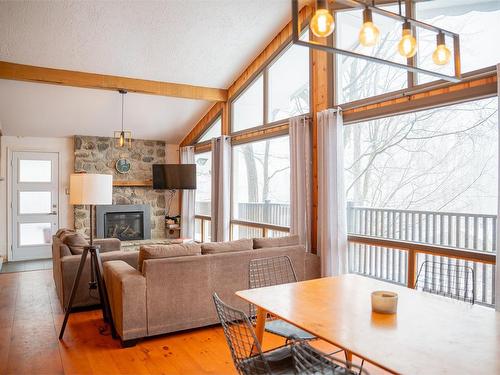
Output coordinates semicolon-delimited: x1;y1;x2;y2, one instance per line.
290;115;312;251
496;63;500;311
180;146;195;240
211;136;232;242
317;109;347;277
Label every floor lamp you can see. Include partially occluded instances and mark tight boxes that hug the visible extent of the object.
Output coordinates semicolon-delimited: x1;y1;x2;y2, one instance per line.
59;173;114;340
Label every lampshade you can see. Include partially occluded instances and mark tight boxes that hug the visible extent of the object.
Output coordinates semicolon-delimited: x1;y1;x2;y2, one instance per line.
69;173;113;205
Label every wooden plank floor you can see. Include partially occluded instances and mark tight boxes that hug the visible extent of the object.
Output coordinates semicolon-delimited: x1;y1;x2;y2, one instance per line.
0;270;388;375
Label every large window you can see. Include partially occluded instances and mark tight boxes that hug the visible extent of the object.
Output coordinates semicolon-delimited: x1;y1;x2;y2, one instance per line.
194;151;212;242
415;0;500;84
344;97;498;304
231;34;310;133
232;136;290;239
198;115;222;143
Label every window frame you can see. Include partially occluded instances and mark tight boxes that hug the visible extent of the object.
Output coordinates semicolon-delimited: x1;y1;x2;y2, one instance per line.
333;1;499;110
229;30;312;135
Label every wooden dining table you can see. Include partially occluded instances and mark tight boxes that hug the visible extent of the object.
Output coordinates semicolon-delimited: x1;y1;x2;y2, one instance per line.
236;274;500;374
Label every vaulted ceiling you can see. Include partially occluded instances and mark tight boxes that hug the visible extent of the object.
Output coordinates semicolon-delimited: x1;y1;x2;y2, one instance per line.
0;0;293;142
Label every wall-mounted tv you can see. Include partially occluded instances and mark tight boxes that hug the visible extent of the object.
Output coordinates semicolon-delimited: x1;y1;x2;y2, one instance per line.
152;164;197;190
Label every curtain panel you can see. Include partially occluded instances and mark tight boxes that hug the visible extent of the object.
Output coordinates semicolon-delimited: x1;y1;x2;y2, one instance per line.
211;136;232;242
289;115;312;251
180;146;195;240
317;109;348;277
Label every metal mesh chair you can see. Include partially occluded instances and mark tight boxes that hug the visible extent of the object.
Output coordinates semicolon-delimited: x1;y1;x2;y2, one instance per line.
291;338;367;375
414;260;475;304
213;293;360;375
213;292;293;375
249;256;315;341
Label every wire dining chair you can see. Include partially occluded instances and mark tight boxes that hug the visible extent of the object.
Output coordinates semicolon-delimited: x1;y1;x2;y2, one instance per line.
213;293;362;375
248;256;315;341
414;260;475;304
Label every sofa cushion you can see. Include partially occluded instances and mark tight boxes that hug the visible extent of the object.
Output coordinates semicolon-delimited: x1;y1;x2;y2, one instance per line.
61;232;89;255
201;238;253;255
253;235;300;249
138;243;201;272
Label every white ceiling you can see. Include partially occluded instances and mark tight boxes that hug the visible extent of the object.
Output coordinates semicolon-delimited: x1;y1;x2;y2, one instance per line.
0;0;294;142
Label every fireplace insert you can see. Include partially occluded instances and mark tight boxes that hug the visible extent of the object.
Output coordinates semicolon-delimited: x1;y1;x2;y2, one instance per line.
96;204;151;240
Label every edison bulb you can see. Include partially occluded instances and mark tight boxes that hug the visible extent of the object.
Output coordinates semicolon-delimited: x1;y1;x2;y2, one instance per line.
310;9;335;38
119;131;125;147
398;29;417;58
432;44;451;65
359;21;380;47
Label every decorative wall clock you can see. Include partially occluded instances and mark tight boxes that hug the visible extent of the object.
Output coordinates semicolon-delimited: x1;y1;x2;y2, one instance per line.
115;158;131;174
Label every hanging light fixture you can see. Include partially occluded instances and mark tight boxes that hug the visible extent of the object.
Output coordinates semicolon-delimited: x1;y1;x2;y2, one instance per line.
358;7;380;47
310;0;335;38
432;32;451;65
398;21;417;58
114;90;132;148
292;0;461;82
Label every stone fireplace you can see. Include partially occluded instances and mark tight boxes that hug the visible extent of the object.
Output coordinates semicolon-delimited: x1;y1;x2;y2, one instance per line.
73;135;178;239
96;204;151;240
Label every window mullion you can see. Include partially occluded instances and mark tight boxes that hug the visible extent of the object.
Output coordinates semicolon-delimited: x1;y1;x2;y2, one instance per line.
263;70;269;126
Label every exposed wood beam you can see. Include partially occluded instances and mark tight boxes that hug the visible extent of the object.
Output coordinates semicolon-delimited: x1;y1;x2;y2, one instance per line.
0;61;228;102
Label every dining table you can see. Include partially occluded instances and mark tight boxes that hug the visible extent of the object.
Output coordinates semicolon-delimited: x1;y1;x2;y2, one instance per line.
236;274;500;374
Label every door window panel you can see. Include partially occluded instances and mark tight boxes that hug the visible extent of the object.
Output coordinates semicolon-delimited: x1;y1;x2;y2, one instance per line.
19;160;52;182
19;191;52;214
19;222;52;246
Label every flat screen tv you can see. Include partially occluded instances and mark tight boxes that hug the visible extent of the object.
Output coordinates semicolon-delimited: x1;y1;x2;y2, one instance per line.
152;164;197;190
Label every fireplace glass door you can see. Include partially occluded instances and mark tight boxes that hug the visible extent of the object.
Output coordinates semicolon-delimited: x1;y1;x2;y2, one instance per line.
104;212;144;241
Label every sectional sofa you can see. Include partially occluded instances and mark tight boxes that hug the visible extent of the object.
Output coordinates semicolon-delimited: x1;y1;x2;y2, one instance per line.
103;236;320;346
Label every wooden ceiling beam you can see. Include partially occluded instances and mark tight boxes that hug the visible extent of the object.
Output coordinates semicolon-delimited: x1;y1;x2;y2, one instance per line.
0;61;228;102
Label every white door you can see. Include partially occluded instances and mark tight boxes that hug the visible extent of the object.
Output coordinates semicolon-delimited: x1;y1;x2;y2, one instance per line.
11;151;59;261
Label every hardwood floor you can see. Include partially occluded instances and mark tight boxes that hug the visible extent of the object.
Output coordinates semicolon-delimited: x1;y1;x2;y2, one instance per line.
0;270;388;375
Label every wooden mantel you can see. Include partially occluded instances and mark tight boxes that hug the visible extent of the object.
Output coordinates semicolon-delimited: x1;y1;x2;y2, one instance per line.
113;180;152;187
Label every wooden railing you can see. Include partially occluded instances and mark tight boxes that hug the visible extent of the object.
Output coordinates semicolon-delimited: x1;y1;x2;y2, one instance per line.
347;205;497;306
194;214;211;242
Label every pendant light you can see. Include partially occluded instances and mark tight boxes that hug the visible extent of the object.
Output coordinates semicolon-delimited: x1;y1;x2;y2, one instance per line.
114;90;132;148
398;21;417;58
359;7;380;47
310;0;335;38
432;32;451;65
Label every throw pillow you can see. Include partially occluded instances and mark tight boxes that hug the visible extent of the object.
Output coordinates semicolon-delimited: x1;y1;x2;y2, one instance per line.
138;243;202;272
201;238;253;255
253;235;300;249
62;233;89;255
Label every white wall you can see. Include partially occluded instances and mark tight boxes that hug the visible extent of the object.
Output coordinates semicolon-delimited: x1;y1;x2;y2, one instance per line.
0;136;74;260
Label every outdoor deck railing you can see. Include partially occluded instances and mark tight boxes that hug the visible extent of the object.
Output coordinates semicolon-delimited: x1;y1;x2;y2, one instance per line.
197;201;497;306
347;205;497;306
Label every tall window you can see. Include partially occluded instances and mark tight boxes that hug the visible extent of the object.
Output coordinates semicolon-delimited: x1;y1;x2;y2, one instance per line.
344;97;498;304
232;136;290;239
231;33;310;133
198;115;222;143
194;152;212;242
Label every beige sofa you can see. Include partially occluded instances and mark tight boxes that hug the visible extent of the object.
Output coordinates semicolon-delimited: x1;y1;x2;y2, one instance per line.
52;229;139;309
103;236;320;346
